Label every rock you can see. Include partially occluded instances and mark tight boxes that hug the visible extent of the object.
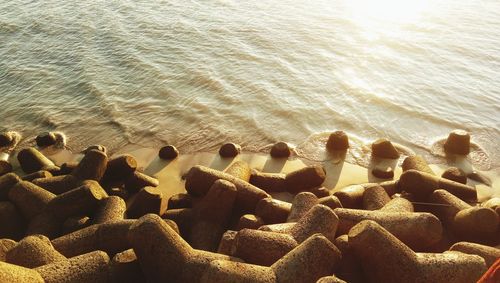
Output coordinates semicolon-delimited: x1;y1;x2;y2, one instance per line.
372;167;394;179
219;143;241;158
444;130;471;155
441;167;467;184
35;132;57;147
270;142;291;158
159;145;179;160
326;130;349;151
371;138;400;159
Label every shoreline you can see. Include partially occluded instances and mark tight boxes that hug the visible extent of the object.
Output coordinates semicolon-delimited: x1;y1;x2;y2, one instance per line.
26;141;499;209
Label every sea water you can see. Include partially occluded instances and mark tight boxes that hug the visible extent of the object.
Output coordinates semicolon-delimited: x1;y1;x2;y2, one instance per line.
1;0;499;168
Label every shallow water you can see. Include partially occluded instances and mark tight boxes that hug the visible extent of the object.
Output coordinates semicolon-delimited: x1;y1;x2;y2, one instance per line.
1;0;499;168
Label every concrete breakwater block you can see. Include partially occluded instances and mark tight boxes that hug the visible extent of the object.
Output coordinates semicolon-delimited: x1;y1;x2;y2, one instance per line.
71;149;108;182
92;196;126;225
26;212;61;239
402;155;434;175
270;141;291;158
371;138;400;159
52;220;135;257
255;197;291;224
62;215;91;235
201;233;341;283
189;179;237;252
8;181;55;220
35;250;110;283
158;144;179;160
219;143;241;158
126;187;163;219
441;167;467;184
429;189;499;244
224;160;251;182
399;169;477;201
285;165;326;194
326;130;349;151
250;169;286;193
110;249;145;283
236;214;265;230
0;239;16;261
17;147;59;174
334;208;442;250
380;196;414;212
287;192;319;222
0;160;13;177
348;220;486;283
449;242;500;267
233;204;338;266
32;175;79;195
46;180;108;220
128;214;241;283
333;235;365;283
444;130;471;155
0;173;21;200
6;235;66;268
123;171;159;193
0;261;44;283
167;193;192;210
102;154;137;183
21;170;52;182
185;165;270;213
35;132;57;147
362;184;391;211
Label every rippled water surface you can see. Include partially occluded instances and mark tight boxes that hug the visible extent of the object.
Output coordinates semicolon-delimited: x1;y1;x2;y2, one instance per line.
1;0;499;167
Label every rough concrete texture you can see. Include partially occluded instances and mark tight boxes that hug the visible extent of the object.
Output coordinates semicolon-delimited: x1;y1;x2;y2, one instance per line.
202;234;341;283
128;214;240;283
0;239;16;262
236;214;265;230
362;184;391;210
217;230;238;255
185;165;270;213
234;204;338;265
32;175;79;195
189;179;237;251
219;143;241;158
326;130;349;151
71;149;108;182
102;154;137;183
334;208;442;250
0;173;20;200
46;180;108;219
444;130;470;155
92;196;126;224
158;145;179;160
402;155;434;175
441;167;467;184
8;181;56;220
317;275;348;283
35;250;110;283
348;220;486;283
380;197;414;212
450;242;500;267
124;171;159;194
255;197;291;224
126;187;163;218
167;193;192;209
21;170;52;182
6;234;66;268
333;184;365;208
333;235;365;283
17;147;59;174
371;138;400;159
270;142;291;158
52;220;135;257
110;249;145;283
62;215;91;235
0;261;44;283
399;169;477;201
250;169;286;193
287;192;319;222
285;165;326;194
224;160;251;182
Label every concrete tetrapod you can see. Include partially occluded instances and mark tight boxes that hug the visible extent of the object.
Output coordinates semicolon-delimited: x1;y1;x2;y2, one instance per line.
35;250;110;283
224;160;251;182
17;147;59;174
6;234;66;268
201;233;341;283
449;242;500;267
8;181;56;220
233;204;338;266
334;208;442;250
399;169;477;201
429;190;499;244
0;261;44;283
128;214;241;283
185;165;270;213
348;220;486;283
92;196;126;224
250;169;286;193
